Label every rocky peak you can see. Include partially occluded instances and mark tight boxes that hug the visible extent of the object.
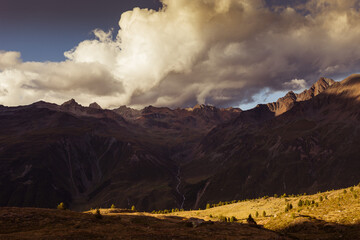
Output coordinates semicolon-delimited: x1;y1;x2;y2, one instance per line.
61;99;81;107
297;77;335;101
191;104;217;112
267;77;335;116
89;102;102;109
113;105;141;120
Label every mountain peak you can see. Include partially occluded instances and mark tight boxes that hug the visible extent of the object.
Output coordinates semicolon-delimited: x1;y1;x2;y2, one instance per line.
61;99;81;107
89;102;102;109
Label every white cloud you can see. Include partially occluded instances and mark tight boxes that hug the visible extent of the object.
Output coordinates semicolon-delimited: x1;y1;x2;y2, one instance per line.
1;0;360;108
283;79;307;90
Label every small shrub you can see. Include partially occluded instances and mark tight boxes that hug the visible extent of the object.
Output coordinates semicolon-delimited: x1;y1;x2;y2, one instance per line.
354;194;358;199
285;203;293;212
298;199;303;207
319;196;323;202
57;202;66;210
274;194;278;198
206;203;210;209
343;190;347;194
291;213;295;219
131;205;136;211
315;202;319;207
350;187;354;192
255;211;259;217
230;216;237;222
111;204;116;209
262;210;266;217
246;214;257;225
219;215;226;222
94;209;102;219
209;214;213;218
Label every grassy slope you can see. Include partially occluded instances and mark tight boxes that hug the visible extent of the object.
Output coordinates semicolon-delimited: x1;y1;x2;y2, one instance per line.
147;185;360;239
2;185;360;240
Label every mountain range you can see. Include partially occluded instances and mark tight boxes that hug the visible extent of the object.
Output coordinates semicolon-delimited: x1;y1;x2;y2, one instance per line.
1;74;359;211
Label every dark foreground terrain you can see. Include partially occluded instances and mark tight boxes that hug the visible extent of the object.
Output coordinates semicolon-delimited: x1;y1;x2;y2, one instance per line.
2;185;360;239
0;207;288;240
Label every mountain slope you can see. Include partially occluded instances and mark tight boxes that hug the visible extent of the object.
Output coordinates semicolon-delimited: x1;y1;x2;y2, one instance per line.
0;100;240;211
0;74;359;211
181;75;360;209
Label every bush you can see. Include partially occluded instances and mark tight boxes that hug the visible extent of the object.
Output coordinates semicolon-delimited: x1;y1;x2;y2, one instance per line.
219;215;227;222
111;204;116;209
285;203;292;212
343;190;347;194
57;202;66;210
274;194;278;198
246;214;257;225
131;205;136;211
255;211;259;217
230;216;237;222
319;196;323;202
94;209;102;219
206;203;210;209
298;199;303;207
350;187;354;192
262;210;266;217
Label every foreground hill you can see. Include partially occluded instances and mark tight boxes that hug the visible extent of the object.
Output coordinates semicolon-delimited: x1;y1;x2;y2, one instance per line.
0;208;287;240
0;74;360;211
1;185;360;240
165;184;360;239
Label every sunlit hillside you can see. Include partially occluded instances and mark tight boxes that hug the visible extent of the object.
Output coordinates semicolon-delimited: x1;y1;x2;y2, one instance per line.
93;184;360;239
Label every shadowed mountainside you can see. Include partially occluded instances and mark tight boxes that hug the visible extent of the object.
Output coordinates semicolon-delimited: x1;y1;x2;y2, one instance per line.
0;74;360;211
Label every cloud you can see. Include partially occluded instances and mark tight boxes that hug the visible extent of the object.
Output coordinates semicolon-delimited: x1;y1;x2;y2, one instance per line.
283;79;307;90
1;0;360;108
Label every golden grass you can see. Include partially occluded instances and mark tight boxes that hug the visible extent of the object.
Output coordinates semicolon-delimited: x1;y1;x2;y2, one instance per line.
109;185;360;232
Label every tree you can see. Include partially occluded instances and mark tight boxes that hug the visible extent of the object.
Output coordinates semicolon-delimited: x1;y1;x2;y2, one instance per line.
57;202;66;210
230;216;237;222
94;208;102;219
246;214;257;225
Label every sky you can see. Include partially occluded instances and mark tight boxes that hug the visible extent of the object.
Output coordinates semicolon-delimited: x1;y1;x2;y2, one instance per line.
0;0;360;109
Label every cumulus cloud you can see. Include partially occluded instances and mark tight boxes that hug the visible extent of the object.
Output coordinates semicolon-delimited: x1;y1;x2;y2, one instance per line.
283;79;307;90
1;0;360;108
